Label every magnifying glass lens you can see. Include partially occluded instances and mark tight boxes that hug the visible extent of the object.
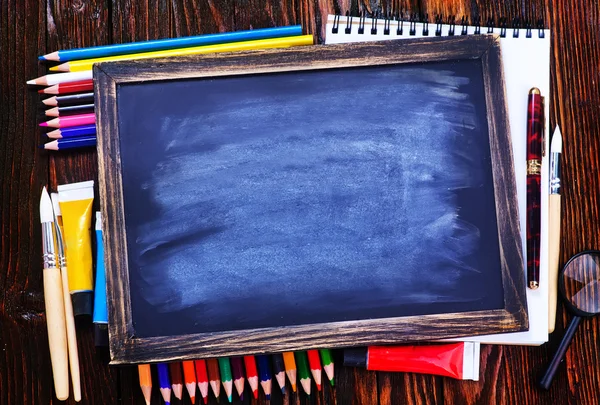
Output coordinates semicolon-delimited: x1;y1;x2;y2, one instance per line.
562;253;600;315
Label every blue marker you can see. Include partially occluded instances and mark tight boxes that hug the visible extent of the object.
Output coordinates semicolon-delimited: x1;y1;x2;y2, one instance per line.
256;355;273;400
93;212;108;346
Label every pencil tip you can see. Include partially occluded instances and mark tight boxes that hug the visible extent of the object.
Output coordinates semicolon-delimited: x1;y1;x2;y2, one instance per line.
38;55;45;61
316;384;322;391
27;79;36;85
265;394;271;400
330;379;335;386
203;397;208;405
281;386;286;395
39;122;48;127
227;395;232;402
240;393;244;401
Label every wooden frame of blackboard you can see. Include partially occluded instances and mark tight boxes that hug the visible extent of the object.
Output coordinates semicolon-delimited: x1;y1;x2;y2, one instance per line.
95;35;527;365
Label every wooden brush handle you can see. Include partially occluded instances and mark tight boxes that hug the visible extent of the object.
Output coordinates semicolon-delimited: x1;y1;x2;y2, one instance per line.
61;266;82;401
548;194;561;333
43;267;69;401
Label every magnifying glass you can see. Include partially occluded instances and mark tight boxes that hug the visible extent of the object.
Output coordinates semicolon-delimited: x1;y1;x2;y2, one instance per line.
540;250;600;389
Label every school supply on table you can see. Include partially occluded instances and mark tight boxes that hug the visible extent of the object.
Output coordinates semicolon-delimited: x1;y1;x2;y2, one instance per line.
169;362;184;400
47;125;96;139
206;359;221;399
243;355;259;399
343;342;480;381
43;92;94;106
548;126;563;333
138;364;152;405
325;13;552;346
50;193;81;401
320;349;334;386
526;88;544;290
540;251;600;389
295;351;311;396
230;357;245;401
218;357;233;402
256;355;273;399
157;363;172;404
40;25;303;61
182;361;197;404
194;359;209;405
93;212;108;346
51;35;314;72
271;353;286;394
28;71;92;85
57;181;94;317
46;103;94;117
40;113;95;129
44;137;96;151
283;352;297;392
38;80;94;95
307;349;322;391
39;187;69;401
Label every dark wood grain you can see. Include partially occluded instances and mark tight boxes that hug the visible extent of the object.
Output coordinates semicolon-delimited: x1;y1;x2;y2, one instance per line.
3;0;600;403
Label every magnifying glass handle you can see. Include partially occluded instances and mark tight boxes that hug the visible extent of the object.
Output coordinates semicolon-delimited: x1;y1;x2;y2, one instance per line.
540;315;582;390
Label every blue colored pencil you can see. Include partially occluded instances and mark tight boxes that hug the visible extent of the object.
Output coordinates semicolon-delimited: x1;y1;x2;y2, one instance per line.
40;26;303;62
157;363;172;405
44;136;96;151
46;124;96;139
256;355;272;400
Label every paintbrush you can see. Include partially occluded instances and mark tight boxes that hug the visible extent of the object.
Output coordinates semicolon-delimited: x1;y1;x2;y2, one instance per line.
548;126;563;333
40;187;69;400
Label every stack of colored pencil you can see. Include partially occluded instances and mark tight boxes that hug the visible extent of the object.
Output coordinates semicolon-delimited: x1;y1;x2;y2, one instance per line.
27;26;313;151
137;349;334;404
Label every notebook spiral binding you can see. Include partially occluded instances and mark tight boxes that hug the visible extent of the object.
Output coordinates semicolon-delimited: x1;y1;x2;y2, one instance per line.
331;12;545;39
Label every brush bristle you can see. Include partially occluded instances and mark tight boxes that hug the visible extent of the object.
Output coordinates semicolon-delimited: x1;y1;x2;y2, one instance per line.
39;187;54;223
551;126;562;153
50;193;61;217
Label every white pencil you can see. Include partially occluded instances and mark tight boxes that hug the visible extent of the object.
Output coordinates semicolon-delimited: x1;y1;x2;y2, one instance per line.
26;71;92;86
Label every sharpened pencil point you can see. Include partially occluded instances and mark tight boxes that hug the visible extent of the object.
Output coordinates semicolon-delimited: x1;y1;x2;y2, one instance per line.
39;122;48;127
26;79;36;85
227;394;232;402
330;379;335;386
240;393;243;401
316;383;322;391
265;394;271;400
281;386;286;395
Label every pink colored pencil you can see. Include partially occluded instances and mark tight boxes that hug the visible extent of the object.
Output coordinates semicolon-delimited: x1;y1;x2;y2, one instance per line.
39;113;95;129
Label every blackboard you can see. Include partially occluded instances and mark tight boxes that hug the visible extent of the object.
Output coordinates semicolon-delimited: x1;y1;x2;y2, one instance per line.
95;36;528;364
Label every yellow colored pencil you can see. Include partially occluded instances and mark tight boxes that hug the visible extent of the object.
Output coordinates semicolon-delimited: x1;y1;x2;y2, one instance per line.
51;35;314;72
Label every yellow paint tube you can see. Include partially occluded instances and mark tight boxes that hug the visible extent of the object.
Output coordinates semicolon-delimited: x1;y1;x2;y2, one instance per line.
58;180;94;316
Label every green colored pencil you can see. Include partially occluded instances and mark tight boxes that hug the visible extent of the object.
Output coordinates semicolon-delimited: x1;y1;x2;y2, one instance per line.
295;351;312;396
320;349;335;386
218;357;233;402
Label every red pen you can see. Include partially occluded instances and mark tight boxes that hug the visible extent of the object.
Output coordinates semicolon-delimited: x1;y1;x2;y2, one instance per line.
526;87;544;289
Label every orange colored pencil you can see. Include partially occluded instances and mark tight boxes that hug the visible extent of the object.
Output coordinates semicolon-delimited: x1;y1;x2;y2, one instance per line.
138;364;152;405
194;360;209;405
183;360;197;404
206;358;221;400
283;352;297;392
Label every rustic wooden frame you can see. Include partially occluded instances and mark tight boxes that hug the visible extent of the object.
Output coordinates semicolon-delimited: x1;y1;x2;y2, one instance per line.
95;35;527;365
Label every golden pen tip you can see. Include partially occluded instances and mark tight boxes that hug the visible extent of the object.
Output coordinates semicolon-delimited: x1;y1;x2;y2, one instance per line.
529;281;539;290
529;87;541;95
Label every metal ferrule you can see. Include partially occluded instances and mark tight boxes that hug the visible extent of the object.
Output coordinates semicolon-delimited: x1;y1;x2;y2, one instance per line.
53;222;66;267
527;159;542;176
41;222;57;269
550;152;561;194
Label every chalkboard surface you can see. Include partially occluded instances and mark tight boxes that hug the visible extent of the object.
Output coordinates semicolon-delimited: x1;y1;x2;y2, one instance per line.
96;36;527;364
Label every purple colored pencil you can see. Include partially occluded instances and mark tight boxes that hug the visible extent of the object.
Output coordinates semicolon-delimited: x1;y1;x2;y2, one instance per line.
46;124;96;139
157;363;172;405
230;357;245;400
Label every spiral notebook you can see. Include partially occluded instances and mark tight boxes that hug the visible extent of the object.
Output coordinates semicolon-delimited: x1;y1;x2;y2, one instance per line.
325;14;551;345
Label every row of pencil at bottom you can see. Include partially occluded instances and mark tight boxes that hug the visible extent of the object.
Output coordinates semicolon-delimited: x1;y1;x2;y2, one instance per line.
140;350;334;405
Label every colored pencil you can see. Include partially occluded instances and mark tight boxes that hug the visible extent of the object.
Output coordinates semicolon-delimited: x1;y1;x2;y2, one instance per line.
42;92;94;107
40;113;95;128
45;103;94;117
182;361;197;404
230;357;245;400
194;360;209;405
44;136;96;151
51;35;314;73
157;363;172;405
218;358;233;402
41;26;303;62
206;358;221;400
138;364;153;405
282;352;297;392
27;70;92;85
38;80;94;95
256;355;273;400
295;351;312;396
46;124;96;139
169;362;184;400
319;349;335;386
243;355;259;400
272;353;286;395
307;350;322;391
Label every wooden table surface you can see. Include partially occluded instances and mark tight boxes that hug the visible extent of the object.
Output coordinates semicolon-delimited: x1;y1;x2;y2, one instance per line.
1;0;599;404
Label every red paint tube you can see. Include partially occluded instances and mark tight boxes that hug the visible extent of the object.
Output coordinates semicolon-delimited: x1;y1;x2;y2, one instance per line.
343;342;480;381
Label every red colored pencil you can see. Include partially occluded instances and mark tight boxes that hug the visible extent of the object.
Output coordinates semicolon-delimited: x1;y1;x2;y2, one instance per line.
194;360;209;405
307;350;323;391
39;113;95;129
182;361;197;404
206;358;221;400
169;362;184;400
243;355;259;399
38;80;94;95
230;357;245;400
